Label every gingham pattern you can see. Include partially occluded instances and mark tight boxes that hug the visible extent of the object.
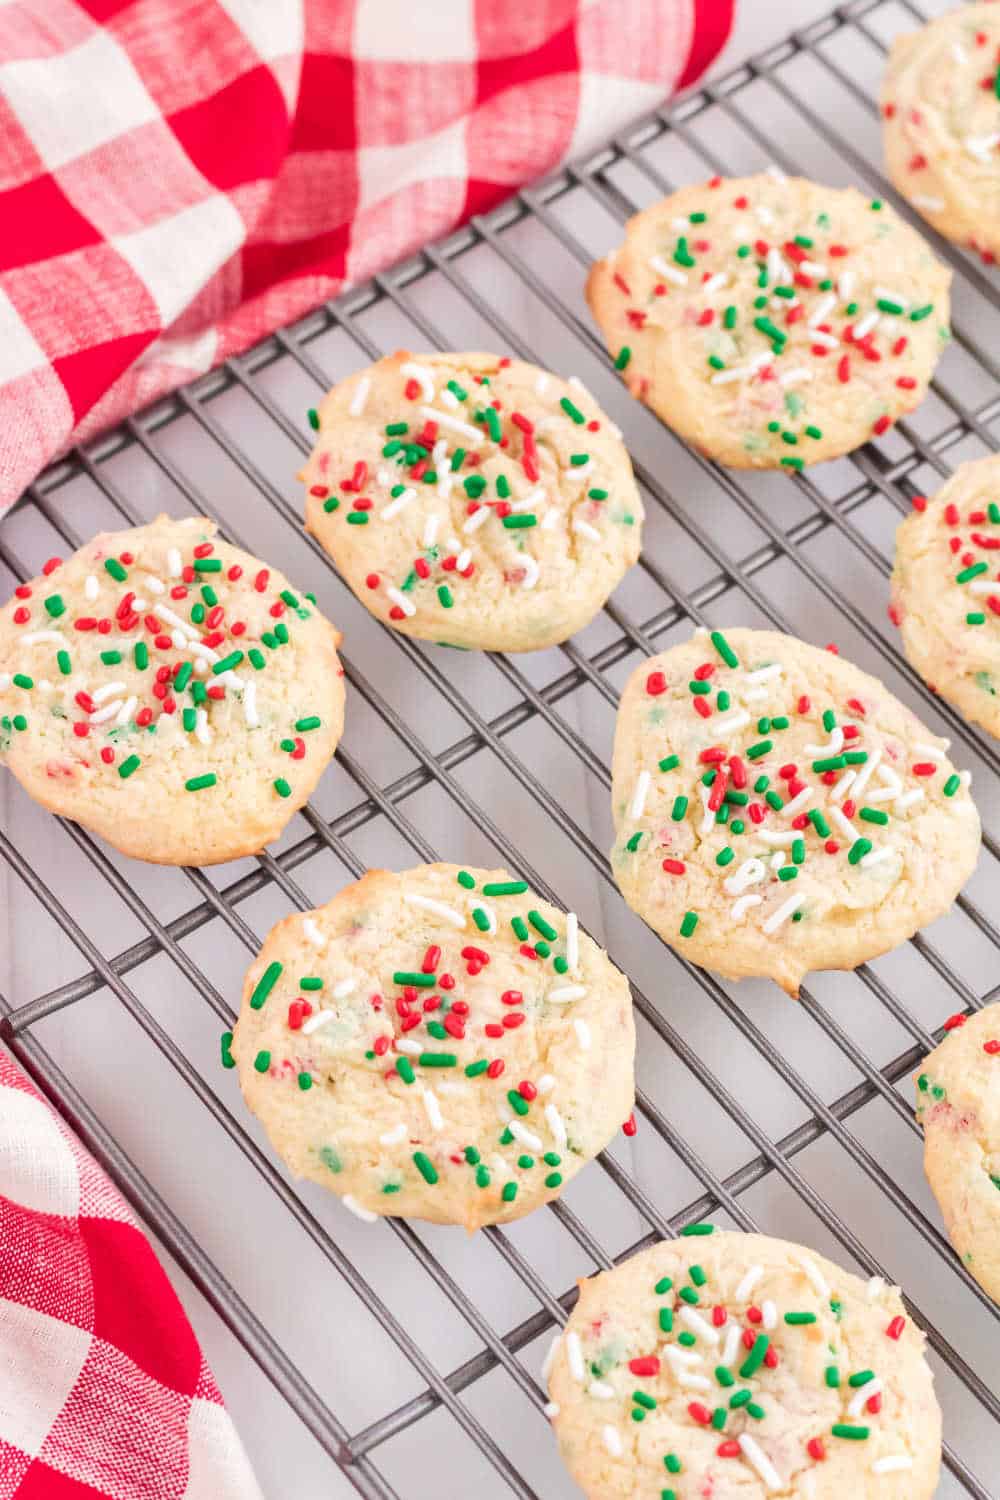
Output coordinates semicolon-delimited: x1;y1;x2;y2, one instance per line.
0;0;732;515
0;1050;263;1499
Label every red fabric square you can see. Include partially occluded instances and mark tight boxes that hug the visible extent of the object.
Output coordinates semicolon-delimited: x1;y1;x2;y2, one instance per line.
473;0;578;59
291;52;357;151
169;64;290;191
466;71;579;186
78;1216;201;1395
111;0;263;116
0;1437;32;1500
53;330;156;423
13;1458;108;1500
0;173;100;275
0;97;45;193
76;0;138;20
54;119;217;240
245;148;358;246
2;244;160;364
354;60;476;147
475;19;578;108
0;1;93;62
680;0;735;87
242;223;350;300
0;1200;93;1329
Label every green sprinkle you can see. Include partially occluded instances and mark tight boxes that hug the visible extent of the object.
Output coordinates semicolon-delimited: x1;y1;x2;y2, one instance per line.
678;1332;696;1348
201;585;218;607
298;1072;312;1091
104;558;128;582
659;754;680;773
784;1311;817;1325
553;956;569;974
44;594;65;617
185;773;217;791
118;754;141;779
671;795;689;822
212;650;244;675
450;448;466;472
689;1264;707;1286
825;1365;840;1388
482;880;529;896
396;1057;415;1085
507;1089;530;1117
739;1335;769;1378
957;562;988;584
781;456;804;470
457;870;476;889
848;837;873;865
171;661;191;694
711;1408;727;1431
323;497;339;512
273;778;292;798
413;1151;438;1184
253;1050;271;1073
843;749;868;765
518;1154;534;1169
182;708;196;732
710;630;738;668
250;961;283;1010
496;475;510;499
989;502;1000;524
870;199;882;211
511;915;529;940
633;1390;657;1411
967;612;986;625
193;557;222;572
809;809;831;838
475;1164;491;1188
909;304;933;321
299;976;323;991
831;1424;869;1440
708;355;725;371
792;837;806;864
543;1152;561;1166
724;305;737;329
943;773;961;797
753;315;785;345
502;1182;518;1202
220;1032;235;1069
746;1403;765;1420
464;1059;489;1077
425;1023;447;1041
680;1223;715;1236
665;1452;682;1474
472;906;491;932
295;715;321;733
545;1171;562;1188
765;790;784;811
746;739;772;760
615;346;632;370
876;298;904;315
716;847;735;867
729;1389;752;1409
307;408;319;430
346;512;368;525
777;865;798;882
655;1276;673;1294
385;421;408;436
848;1370;875;1388
418;1053;457;1068
625;832;643;853
588;488;609;501
679;1286;699;1305
680;911;698;938
805;425;823;440
822;708;836;732
690;680;712;695
502;513;536;529
859;807;888;825
812;755;846;773
12;673;32;690
528;909;557;941
659;1308;673;1333
58;649;73;674
715;1366;735;1387
560;397;586;424
674;235;695;267
247;648;266;670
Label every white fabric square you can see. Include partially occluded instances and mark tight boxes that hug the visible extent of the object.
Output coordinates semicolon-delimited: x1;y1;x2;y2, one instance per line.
0;1084;80;1217
353;0;475;61
0;30;159;170
182;1398;265;1500
214;0;305;64
112;195;245;325
0;1299;91;1457
358;117;467;213
0;288;49;381
565;72;665;163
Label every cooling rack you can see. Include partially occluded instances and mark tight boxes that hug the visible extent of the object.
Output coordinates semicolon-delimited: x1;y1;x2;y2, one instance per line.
1;0;998;1495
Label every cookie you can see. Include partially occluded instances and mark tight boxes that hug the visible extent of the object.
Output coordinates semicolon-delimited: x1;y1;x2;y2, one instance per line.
882;4;1000;263
916;1003;1000;1302
892;455;1000;740
546;1228;941;1499
301;351;643;651
0;515;344;865
610;627;980;995
229;864;635;1229
586;173;950;469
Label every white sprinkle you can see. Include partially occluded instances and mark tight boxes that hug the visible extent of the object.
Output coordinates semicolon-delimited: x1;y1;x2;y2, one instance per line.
422;406;481;442
649;254;687;286
566;1331;585;1382
573;1019;591;1051
386;587;416;618
767;247;790;285
851;745;882;798
566;912;579;974
679;1307;721;1345
84;574;100;600
141;575;165;595
872;1456;913;1475
92;679;127;704
838;270;856;302
805;727;844;756
520;556;540;590
677;1371;712;1390
895;788;924;812
710;366;752;386
770;852;785;872
540;509;558;531
778;367;813;388
491;1153;510;1177
333;977;356;999
535;373;550;397
166;548;182;579
544;1402;560;1419
422;514;440;548
797;1256;830;1298
568;376;593;402
153;602;188;633
455;549;472;573
588;1380;615;1400
763;892;805;934
242;679;258;728
951;40;968;64
799;261;827;277
756;830;799;847
349;375;371;416
713;710;751;737
1;673;15;688
548;984;586;1004
866;1274;885;1301
381;487;416;522
565;460;592;483
663;1345;703;1368
731;893;763;920
572;518;601;542
537;1074;555;1095
702;271;728;294
170;629;189;652
541;1334;561;1382
724;856;766;894
735;1264;763;1302
809;328;839;349
301;1008;335;1035
379;1123;407;1146
403;892;466;927
761;1299;777;1330
912;195;945;212
194;707;211;745
719;1324;743;1368
89;700;124;725
698;783;716;836
738;1434;782;1491
469;899;496;935
765;163;787;182
914;741;947;761
396;1039;422;1054
968;579;999;595
671;216;690;230
188;640;220;664
829;768;856;804
545;1103;568;1149
629;769;651;819
743;662;783;684
342;1195;378;1224
965;131;1000;162
755;204;775;225
828;805;858;844
601;1425;622;1458
512;485;546;513
781;786;813;818
19;630;66;646
509;1121;544;1151
848;1377;883;1418
421;1088;444;1131
853;310;880;340
860;845;895;869
439;388;458;409
462;503;492;535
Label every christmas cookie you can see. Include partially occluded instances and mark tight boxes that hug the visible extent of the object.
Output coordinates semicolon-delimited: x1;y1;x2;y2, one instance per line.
892;455;1000;740
916;1003;1000;1302
882;4;1000;262
546;1229;941;1498
610;628;979;995
301;351;643;651
0;515;344;865
586;173;950;469
229;864;635;1229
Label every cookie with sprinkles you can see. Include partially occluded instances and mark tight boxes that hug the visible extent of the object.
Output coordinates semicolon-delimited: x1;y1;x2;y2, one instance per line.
300;351;643;650
892;454;1000;740
546;1229;941;1498
229;864;635;1229
0;515;344;864
882;4;1000;263
610;627;979;995
917;1002;1000;1304
586;173;950;469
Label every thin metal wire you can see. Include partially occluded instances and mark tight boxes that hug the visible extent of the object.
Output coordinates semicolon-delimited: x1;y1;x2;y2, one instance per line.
2;2;997;1495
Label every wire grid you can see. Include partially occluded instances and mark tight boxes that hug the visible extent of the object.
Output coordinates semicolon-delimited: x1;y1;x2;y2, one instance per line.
1;0;999;1494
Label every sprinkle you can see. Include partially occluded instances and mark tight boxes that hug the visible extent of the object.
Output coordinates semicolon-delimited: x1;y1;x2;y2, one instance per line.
413;1151;438;1184
680;911;698;938
342;1195;378;1223
797;1257;830;1297
253;1050;270;1073
831;1424;869;1440
762;892;804;933
403;893;466;927
544;1103;568;1149
735;1265;763;1301
565;1330;585;1381
601;1426;622;1457
118;754;141;779
738;1435;782;1490
871;1456;913;1474
185;772;217;791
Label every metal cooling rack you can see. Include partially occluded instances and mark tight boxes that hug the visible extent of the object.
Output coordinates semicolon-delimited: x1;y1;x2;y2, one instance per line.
1;1;998;1495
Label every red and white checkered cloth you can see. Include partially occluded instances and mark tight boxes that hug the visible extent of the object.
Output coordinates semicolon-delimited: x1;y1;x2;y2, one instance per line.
0;1051;263;1499
0;0;733;516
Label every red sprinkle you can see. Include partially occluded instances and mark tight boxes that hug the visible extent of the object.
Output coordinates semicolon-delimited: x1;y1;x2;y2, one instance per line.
622;1111;638;1137
942;1013;967;1031
797;695;811;714
911;762;936;776
100;747;115;764
486;1059;505;1079
629;1356;660;1377
518;1081;537;1101
911;494;927;512
886;1316;906;1340
42;557;62;576
872;415;892;436
807;1437;826;1461
662;859;686;875
984;1039;1000;1055
693;698;712;719
72;722;89;738
646;670;667;696
712;1305;727;1327
688;1403;712;1426
421;944;440;974
717;1440;741;1459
